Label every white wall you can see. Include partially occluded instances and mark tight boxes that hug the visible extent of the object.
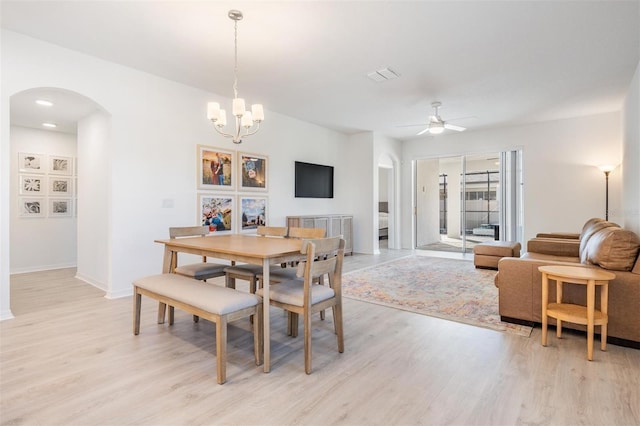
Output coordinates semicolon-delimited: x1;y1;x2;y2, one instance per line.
344;132;375;254
76;111;111;290
10;126;77;273
622;62;640;234
1;30;353;314
378;168;389;202
402;112;624;248
415;159;441;246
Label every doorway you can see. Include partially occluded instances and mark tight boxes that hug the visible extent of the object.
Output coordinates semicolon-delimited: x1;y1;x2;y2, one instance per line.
415;151;522;253
377;152;397;252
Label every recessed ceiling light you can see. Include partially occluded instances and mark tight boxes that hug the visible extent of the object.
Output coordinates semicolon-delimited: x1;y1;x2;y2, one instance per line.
42;123;57;128
36;99;53;107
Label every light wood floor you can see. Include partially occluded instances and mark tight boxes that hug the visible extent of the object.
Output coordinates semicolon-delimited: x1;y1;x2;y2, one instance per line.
2;252;639;426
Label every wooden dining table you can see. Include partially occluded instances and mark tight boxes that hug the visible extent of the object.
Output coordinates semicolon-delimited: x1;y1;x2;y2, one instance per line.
155;233;303;372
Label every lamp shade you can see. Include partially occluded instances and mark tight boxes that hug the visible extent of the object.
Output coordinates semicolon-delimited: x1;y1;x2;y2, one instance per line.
217;110;227;127
598;165;616;173
251;104;264;122
207;102;220;120
241;111;253;127
233;98;246;117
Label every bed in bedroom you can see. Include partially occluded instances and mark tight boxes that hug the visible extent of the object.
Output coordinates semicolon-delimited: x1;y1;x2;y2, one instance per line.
379;202;388;239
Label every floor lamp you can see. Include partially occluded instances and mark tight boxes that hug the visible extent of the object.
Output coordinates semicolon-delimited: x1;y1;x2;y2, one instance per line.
598;165;616;220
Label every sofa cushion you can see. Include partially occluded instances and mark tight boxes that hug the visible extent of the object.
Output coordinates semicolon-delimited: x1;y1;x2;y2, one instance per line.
579;219;619;262
582;227;640;271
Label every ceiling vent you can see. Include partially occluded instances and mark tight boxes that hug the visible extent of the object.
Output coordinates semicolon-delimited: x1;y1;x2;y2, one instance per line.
367;67;400;82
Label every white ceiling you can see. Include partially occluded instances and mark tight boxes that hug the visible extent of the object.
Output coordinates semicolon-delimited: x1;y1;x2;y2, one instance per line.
3;1;639;139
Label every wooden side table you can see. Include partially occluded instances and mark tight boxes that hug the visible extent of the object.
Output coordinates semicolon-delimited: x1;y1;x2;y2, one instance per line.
539;265;616;361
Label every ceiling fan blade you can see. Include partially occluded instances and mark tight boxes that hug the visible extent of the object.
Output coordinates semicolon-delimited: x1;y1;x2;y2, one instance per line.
416;127;430;136
444;123;466;132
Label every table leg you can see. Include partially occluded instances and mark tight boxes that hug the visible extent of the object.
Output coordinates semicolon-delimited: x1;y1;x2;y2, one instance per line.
556;278;563;338
587;279;595;361
262;258;271;373
541;272;549;346
600;282;608;351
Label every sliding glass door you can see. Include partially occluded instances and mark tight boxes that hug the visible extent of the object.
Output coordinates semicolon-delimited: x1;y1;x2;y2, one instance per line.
415;151;522;253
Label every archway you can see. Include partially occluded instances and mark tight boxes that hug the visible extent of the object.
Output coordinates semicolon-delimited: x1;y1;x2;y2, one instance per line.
7;87;107;316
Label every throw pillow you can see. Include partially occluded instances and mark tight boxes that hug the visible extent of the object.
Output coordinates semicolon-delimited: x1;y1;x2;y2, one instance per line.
583;227;640;271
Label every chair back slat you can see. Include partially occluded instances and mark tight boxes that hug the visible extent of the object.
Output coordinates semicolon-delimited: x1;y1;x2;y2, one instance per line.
289;227;326;239
296;236;344;280
295;257;337;280
169;226;209;238
256;226;288;237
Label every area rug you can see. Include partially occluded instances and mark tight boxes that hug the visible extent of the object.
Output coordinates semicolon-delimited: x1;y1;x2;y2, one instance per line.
342;256;532;337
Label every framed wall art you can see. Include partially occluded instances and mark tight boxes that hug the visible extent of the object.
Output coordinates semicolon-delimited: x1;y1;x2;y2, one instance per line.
19;174;45;195
197;145;234;190
19;197;45;218
49;177;72;196
49;155;73;175
239;196;267;233
18;152;45;174
49;198;72;217
198;193;234;233
239;152;268;191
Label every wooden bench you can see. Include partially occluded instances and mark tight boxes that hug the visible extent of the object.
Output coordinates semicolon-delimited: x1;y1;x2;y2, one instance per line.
132;274;263;384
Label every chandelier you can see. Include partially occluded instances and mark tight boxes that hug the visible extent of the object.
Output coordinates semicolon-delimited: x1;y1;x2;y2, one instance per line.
207;10;264;144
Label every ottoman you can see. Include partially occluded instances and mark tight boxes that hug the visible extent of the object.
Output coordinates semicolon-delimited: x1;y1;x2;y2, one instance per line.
473;241;521;269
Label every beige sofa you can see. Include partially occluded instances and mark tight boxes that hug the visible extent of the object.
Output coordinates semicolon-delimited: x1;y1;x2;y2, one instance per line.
495;218;640;348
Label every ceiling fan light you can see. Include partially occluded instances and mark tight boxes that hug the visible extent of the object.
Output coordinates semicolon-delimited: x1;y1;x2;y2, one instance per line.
429;122;444;134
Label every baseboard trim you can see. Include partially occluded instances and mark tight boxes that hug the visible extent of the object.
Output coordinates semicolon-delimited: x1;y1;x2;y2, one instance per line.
500;316;640;349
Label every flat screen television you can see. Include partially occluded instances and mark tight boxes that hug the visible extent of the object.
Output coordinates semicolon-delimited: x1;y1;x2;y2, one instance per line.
295;161;334;198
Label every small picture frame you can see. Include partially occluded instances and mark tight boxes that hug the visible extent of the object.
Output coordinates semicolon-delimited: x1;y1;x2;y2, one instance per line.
19;174;46;195
198;193;234;233
19;197;45;218
49;177;72;196
18;152;45;174
197;145;234;190
239;152;268;191
240;196;268;233
49;198;72;217
49;156;73;175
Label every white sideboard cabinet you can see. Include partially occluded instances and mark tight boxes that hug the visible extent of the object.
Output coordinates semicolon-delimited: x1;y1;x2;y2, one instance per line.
286;214;353;255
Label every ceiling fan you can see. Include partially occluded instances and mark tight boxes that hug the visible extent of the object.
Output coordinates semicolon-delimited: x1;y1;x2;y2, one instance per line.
404;101;467;136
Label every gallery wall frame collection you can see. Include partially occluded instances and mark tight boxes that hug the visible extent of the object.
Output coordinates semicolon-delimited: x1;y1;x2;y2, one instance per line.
17;152;76;218
197;145;269;234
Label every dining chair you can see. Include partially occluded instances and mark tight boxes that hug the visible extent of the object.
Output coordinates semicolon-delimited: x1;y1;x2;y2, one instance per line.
169;226;227;281
224;226;288;293
263;227;326;283
257;236;345;374
259;226;329;324
288;227;326;239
